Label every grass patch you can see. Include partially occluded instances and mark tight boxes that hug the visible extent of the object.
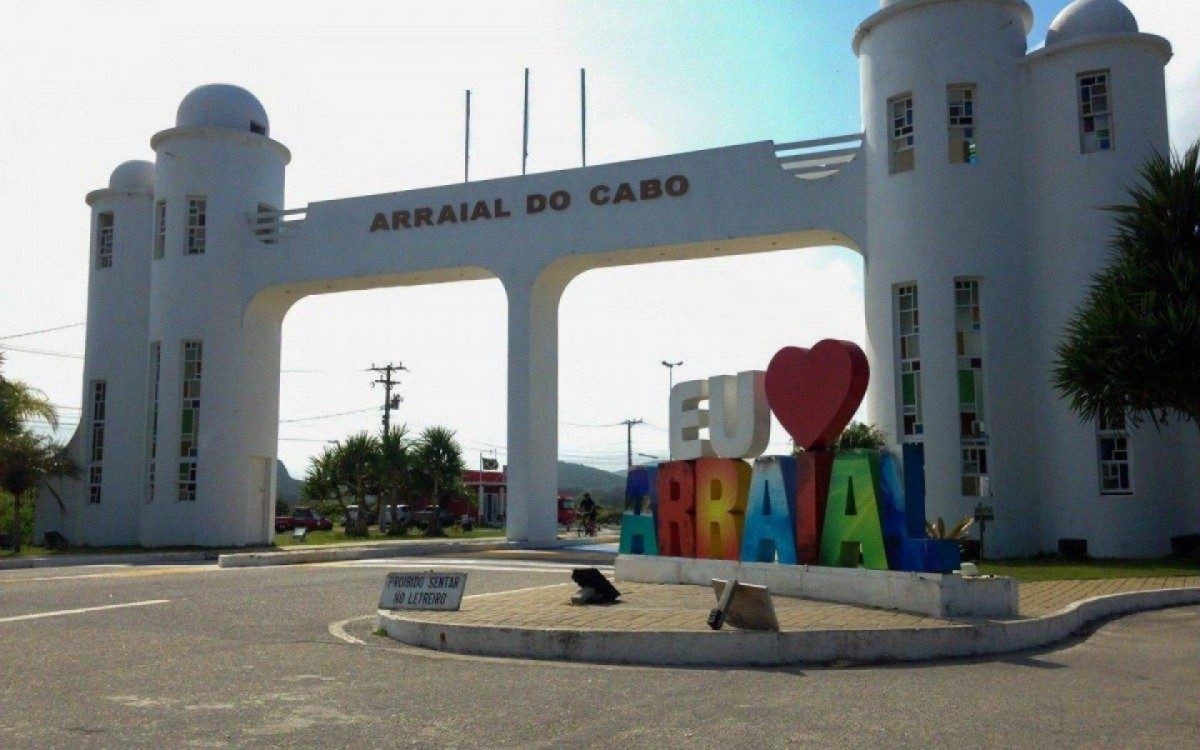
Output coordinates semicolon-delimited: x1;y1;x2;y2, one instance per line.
978;555;1200;582
274;525;505;547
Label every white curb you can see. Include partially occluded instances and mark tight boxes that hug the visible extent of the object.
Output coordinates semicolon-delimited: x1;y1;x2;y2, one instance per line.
217;534;618;568
0;550;213;571
375;585;1200;667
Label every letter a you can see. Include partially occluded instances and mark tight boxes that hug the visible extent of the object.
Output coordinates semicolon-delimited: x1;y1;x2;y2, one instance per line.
818;450;889;570
740;456;798;564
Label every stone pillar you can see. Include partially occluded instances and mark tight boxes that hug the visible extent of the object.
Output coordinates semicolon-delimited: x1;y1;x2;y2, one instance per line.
502;267;568;546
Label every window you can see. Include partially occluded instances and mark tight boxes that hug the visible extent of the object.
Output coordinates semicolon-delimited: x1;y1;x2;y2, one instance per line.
895;284;924;439
178;340;202;502
89;380;106;503
154;200;166;259
948;84;978;164
955;279;989;496
96;212;114;269
1098;411;1133;495
255;202;278;243
889;93;915;173
146;342;161;502
1078;71;1113;154
186;197;207;255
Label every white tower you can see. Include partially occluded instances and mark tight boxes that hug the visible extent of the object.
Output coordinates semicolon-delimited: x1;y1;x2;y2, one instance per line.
64;161;156;545
141;84;290;546
856;0;1042;555
1024;0;1195;556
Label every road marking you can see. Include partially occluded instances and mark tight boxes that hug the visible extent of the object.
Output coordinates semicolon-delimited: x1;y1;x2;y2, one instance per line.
328;616;369;645
327;582;575;645
0;566;214;585
0;599;170;624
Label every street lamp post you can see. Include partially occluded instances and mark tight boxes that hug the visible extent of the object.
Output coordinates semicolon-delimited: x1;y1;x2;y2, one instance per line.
661;360;683;395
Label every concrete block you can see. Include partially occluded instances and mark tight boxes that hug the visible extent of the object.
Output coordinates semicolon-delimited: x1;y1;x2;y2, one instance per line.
615;554;1018;618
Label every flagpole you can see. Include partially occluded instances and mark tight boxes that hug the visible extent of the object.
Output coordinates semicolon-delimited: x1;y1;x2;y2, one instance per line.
522;68;530;175
580;68;586;167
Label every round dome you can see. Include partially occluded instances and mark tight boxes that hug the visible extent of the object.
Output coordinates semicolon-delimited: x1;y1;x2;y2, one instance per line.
175;84;270;136
108;160;155;192
1046;0;1138;46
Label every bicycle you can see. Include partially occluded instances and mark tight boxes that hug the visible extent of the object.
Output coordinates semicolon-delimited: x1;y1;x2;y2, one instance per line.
575;515;598;537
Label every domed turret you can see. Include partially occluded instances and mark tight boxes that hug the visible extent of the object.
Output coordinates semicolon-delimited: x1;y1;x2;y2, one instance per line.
107;160;155;192
1045;0;1138;46
175;84;269;136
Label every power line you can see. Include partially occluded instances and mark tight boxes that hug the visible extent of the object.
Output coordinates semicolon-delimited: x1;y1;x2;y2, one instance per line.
0;322;84;341
0;344;84;359
278;407;378;424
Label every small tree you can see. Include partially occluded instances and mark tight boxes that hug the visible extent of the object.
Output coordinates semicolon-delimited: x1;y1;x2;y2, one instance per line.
413;426;466;536
0;432;77;552
1054;143;1200;432
792;421;888;455
375;425;412;533
0;353;76;552
335;433;380;536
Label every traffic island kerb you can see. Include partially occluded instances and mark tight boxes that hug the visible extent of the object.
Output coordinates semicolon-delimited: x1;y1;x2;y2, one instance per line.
374;580;1200;667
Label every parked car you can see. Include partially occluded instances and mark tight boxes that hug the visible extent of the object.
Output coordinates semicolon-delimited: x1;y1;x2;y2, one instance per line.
274;506;333;533
412;507;456;530
379;504;413;534
341;504;378;529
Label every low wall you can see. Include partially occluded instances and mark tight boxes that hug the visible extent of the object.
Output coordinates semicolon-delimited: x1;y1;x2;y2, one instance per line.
614;554;1018;618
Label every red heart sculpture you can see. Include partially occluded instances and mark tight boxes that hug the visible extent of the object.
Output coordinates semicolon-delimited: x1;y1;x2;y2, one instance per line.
764;340;870;451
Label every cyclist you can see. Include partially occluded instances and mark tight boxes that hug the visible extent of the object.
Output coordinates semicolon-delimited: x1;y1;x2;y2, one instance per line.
577;493;598;536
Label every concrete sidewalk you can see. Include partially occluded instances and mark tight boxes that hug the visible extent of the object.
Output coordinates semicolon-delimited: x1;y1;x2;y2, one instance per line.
377;576;1200;666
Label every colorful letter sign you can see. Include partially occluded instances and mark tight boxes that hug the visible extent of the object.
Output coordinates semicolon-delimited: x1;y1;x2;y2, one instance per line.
620;340;961;574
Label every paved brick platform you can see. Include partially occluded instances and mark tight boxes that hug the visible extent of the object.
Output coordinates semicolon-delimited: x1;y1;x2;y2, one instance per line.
395;576;1200;632
1020;576;1200;616
377;576;1200;666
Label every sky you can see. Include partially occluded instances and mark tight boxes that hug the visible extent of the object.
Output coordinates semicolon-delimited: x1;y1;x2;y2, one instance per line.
2;1;1198;479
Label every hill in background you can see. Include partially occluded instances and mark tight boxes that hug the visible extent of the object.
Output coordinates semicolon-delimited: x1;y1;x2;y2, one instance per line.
557;461;625;506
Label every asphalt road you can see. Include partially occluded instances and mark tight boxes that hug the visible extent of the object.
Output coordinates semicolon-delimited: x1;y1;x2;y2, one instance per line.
1;549;1197;749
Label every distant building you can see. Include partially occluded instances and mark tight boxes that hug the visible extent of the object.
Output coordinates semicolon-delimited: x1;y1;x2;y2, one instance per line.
454;469;507;525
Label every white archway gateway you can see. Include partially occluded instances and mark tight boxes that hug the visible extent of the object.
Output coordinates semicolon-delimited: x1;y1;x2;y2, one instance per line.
40;0;1200;557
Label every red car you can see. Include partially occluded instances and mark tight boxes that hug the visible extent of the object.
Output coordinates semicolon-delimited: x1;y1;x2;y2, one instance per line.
558;495;576;527
275;506;333;533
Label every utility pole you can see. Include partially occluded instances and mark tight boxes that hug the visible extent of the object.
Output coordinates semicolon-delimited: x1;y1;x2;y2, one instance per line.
621;419;644;469
369;362;409;435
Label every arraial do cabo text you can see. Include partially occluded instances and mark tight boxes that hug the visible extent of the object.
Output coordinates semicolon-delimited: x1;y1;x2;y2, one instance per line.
369;175;689;232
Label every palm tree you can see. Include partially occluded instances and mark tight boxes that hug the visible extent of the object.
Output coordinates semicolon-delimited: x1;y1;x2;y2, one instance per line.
0;431;78;553
0;352;57;437
375;425;412;534
413;426;466;536
0;352;76;552
1054;143;1200;433
336;432;380;536
792;421;888;455
301;446;348;520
